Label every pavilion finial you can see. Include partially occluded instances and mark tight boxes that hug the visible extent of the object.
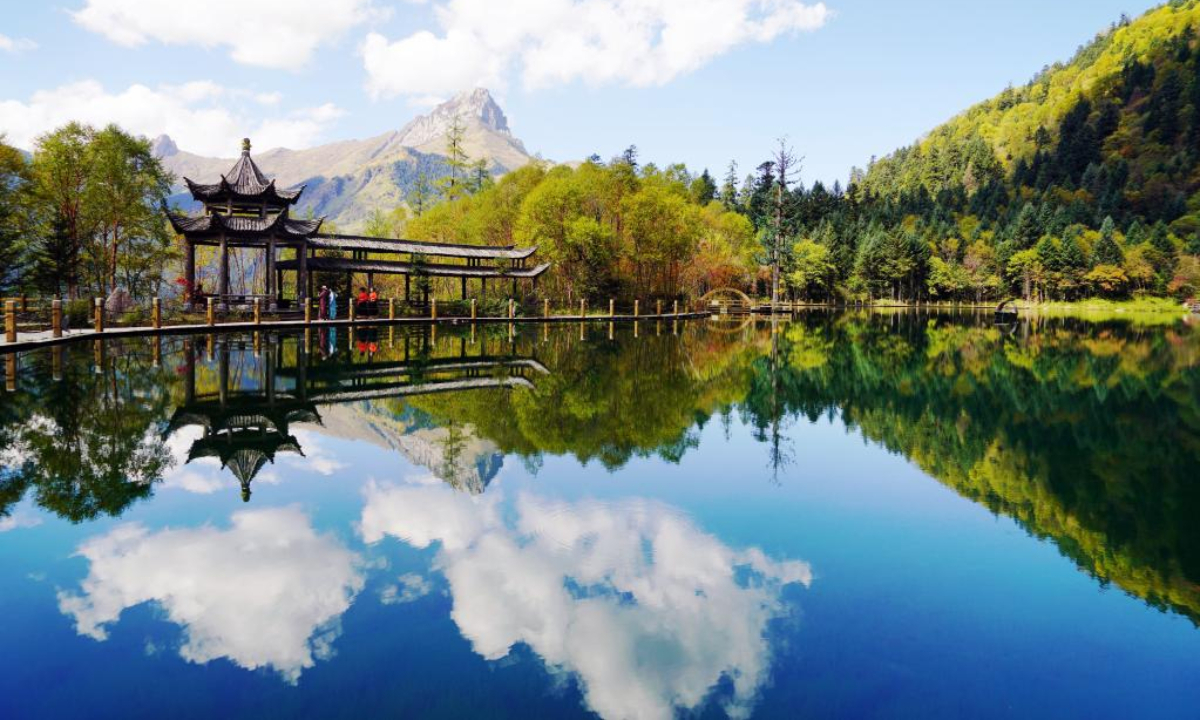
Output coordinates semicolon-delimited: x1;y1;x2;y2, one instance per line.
241;137;251;155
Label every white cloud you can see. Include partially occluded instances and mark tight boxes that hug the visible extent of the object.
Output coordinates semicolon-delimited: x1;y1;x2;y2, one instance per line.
58;507;365;683
0;34;37;54
71;0;385;69
362;0;830;99
0;510;43;533
379;572;433;604
361;482;812;720
0;80;344;155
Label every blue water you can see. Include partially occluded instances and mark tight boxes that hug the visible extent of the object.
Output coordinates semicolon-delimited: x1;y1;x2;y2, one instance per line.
0;313;1197;718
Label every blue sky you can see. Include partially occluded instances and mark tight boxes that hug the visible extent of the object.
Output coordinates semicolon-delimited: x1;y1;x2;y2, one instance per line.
0;0;1162;185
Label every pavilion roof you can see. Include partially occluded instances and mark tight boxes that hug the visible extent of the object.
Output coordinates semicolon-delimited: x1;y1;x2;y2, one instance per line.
311;234;538;260
182;138;303;206
276;256;550;279
167;208;323;240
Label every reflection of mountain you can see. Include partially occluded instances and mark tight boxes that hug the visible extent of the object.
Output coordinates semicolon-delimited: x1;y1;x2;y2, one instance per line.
746;314;1200;624
319;403;502;495
361;482;812;720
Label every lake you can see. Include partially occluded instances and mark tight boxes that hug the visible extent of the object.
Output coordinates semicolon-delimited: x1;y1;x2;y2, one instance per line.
1;311;1198;719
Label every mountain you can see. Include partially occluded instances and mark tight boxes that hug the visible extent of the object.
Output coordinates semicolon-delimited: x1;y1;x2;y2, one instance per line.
156;88;534;231
858;0;1200;237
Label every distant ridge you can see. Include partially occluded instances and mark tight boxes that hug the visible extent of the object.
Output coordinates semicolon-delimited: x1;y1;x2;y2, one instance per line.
156;89;535;231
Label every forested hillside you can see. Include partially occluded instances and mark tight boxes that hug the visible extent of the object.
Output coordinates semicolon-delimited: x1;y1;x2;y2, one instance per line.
764;0;1200;303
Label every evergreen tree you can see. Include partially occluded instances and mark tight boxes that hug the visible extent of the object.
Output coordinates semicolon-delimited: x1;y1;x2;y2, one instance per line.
1011;203;1042;249
690;169;717;205
1093;216;1124;266
720;161;740;211
439;115;471;202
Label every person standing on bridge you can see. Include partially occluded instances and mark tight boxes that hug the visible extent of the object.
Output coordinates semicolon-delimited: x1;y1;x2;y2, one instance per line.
318;285;330;320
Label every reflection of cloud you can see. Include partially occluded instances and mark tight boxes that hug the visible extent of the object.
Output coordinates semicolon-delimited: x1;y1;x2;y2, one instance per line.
286;429;346;476
0;510;42;533
361;482;811;720
380;573;433;605
160;426;341;495
58;507;364;683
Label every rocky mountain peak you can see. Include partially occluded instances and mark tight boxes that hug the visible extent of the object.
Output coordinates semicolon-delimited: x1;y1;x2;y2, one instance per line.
394;88;512;148
151;134;179;158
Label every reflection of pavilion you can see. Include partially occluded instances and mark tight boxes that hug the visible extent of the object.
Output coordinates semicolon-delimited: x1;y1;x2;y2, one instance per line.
168;339;320;501
166;331;548;500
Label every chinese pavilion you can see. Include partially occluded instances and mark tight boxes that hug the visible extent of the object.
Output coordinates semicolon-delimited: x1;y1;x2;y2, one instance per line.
168;139;549;312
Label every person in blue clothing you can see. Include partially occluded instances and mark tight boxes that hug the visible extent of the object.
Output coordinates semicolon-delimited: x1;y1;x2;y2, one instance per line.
328;288;338;320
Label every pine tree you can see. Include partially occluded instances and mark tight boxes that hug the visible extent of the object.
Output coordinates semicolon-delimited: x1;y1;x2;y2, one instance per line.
1011;203;1041;249
690;169;717;204
720;160;740;211
1093;216;1124;266
439;115;471;202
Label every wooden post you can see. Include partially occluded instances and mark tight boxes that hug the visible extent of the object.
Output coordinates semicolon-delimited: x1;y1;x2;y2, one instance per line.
4;354;14;393
543;298;550;318
609;298;614;317
657;299;663;316
94;298;104;333
634;299;639;317
349;297;356;323
673;300;679;316
509;299;515;319
3;300;14;343
389;298;395;320
52;299;62;338
304;299;312;324
207;297;215;326
431;298;437;320
253;298;262;324
579;299;586;319
471;298;477;320
152;298;161;329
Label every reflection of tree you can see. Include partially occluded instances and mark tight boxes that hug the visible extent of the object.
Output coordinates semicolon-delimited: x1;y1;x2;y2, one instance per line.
1;341;176;522
742;312;1200;623
403;323;756;471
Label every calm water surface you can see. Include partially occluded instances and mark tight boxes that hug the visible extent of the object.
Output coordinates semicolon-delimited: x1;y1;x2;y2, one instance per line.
1;311;1198;719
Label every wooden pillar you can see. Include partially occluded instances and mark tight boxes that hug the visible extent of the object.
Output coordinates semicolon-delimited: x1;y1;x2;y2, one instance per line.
543;298;549;318
152;298;161;329
3;300;14;343
609;298;614;317
349;297;356;323
218;233;229;310
388;298;395;320
471;298;477;320
266;235;277;309
673;300;679;316
431;298;437;320
461;276;467;300
508;299;515;319
304;299;312;323
207;297;215;326
253;298;262;324
302;243;312;301
579;299;586;318
94;297;104;333
405;274;410;303
184;240;196;309
52;299;62;338
634;299;639;317
657;299;663;316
